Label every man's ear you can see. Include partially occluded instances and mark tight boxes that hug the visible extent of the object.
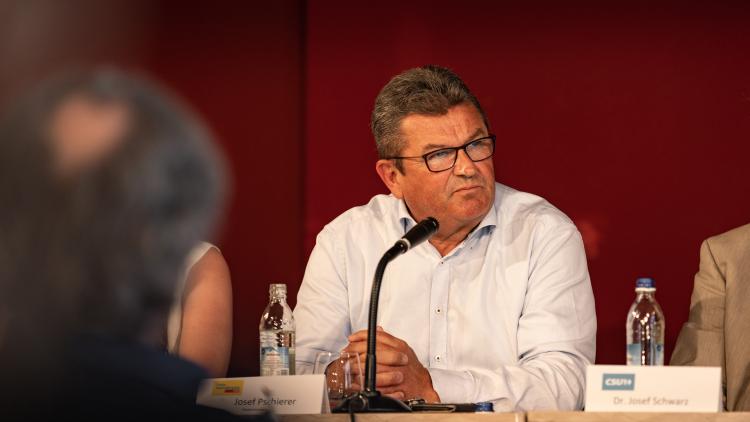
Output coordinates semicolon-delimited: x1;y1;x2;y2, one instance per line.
375;159;404;199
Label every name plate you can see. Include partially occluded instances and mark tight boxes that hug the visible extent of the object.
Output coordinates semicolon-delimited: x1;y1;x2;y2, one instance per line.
585;365;721;412
196;374;326;415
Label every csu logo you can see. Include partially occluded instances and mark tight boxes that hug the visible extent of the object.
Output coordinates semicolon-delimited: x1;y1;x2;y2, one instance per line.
602;373;635;390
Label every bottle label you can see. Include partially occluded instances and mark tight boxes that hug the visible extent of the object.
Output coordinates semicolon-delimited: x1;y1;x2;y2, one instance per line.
626;343;664;365
260;346;294;376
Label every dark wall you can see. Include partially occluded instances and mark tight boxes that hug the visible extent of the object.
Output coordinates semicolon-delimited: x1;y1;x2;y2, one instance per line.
305;1;750;365
3;1;750;374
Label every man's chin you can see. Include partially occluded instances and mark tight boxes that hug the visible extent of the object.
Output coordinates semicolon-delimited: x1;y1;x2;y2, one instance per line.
453;201;492;223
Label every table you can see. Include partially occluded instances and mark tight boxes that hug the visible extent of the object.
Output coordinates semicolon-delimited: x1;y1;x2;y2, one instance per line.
529;412;750;422
281;413;521;421
280;412;750;422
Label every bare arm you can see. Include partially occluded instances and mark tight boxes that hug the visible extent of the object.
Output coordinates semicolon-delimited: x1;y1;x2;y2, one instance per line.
178;248;233;377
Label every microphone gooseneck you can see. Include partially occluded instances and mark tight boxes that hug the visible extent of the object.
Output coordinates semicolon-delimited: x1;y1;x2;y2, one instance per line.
335;217;438;413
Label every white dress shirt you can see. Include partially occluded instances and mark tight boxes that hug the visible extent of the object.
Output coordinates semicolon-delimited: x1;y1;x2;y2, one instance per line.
294;182;596;411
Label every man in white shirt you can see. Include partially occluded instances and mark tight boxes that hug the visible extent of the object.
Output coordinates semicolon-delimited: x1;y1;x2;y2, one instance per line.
294;65;596;411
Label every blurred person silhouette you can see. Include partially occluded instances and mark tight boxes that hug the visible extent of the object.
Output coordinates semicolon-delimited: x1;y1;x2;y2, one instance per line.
0;68;259;419
671;223;750;411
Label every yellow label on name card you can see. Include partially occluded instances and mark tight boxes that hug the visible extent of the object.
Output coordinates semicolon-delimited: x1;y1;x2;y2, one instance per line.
211;380;244;396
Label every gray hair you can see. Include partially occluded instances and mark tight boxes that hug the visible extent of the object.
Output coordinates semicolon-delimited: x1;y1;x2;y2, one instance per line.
0;68;226;344
370;65;489;166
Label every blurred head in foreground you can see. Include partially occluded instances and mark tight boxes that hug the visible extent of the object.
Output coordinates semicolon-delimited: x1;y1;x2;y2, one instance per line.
0;68;225;402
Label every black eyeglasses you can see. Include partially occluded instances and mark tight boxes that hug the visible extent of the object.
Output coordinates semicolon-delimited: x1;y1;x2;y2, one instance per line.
388;134;496;172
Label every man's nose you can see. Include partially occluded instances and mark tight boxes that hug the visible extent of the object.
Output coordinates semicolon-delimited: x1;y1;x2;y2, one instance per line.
453;149;477;177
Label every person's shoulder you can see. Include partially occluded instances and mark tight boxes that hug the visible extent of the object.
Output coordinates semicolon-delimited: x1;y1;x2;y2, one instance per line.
493;182;575;232
319;193;399;237
184;242;229;283
709;223;750;244
186;242;219;268
705;223;750;261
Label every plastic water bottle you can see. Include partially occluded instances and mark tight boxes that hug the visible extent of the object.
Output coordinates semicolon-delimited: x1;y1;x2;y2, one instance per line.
259;283;295;376
626;277;665;365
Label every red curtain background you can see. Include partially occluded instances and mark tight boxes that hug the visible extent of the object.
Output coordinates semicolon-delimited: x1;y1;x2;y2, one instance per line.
2;0;750;376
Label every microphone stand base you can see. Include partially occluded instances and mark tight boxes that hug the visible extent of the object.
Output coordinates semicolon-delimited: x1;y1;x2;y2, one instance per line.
333;391;412;413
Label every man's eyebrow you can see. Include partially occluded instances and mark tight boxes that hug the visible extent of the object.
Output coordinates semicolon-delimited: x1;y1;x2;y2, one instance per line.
421;128;488;153
422;143;450;152
468;127;488;140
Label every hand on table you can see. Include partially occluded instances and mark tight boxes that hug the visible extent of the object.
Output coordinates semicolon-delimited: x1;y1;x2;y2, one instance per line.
344;326;440;403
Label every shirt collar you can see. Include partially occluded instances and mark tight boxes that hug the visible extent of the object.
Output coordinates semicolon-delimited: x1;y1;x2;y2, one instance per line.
470;202;497;240
397;198;417;234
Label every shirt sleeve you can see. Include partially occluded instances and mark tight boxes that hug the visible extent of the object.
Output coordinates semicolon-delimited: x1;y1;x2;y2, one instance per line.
293;226;352;374
429;225;596;411
670;239;726;403
671;239;726;366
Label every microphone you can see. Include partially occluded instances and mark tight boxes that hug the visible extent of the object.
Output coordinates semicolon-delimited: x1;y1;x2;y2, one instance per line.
389;217;440;257
335;217;439;413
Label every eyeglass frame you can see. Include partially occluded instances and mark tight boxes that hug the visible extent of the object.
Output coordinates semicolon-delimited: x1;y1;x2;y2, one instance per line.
386;134;496;173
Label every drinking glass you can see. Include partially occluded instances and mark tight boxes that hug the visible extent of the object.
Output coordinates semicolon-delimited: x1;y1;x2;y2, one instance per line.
313;351;363;410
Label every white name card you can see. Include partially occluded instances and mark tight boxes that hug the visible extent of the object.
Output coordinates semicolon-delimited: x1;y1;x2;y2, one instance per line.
585;365;721;412
196;374;326;415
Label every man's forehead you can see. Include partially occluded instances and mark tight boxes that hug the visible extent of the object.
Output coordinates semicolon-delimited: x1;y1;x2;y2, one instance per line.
398;103;487;151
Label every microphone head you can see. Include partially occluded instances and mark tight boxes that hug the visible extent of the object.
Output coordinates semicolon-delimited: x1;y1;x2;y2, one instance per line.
400;217;439;251
424;216;439;231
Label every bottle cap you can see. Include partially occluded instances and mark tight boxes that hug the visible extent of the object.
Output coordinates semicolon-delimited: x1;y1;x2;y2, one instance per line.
635;277;655;289
270;283;287;297
475;402;493;412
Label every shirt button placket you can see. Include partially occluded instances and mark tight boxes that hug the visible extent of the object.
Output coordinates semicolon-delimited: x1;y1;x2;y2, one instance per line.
429;258;449;368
